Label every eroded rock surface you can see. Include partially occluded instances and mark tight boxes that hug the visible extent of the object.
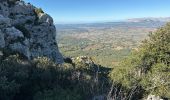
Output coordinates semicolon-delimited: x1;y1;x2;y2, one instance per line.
146;95;163;100
0;0;63;63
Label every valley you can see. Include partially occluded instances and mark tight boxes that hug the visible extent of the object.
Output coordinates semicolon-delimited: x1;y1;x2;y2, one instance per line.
56;20;165;67
1;0;170;99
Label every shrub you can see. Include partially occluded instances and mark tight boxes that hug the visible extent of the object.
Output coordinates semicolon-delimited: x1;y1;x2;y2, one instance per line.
34;8;44;15
34;88;82;100
109;23;170;98
0;55;111;100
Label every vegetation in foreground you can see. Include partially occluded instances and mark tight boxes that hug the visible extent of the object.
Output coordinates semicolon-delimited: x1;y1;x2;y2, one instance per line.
0;55;111;100
110;23;170;99
0;22;170;100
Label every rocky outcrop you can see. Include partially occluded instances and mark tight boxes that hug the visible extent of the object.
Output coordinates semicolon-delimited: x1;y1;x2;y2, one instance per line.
146;95;164;100
0;0;63;63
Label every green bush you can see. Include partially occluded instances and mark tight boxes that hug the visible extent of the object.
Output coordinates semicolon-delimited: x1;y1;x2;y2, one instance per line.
0;55;111;100
109;23;170;98
34;88;82;100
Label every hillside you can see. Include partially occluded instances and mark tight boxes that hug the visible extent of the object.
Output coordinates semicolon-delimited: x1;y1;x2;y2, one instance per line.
0;21;169;100
0;0;169;100
0;1;111;100
110;22;170;99
56;20;166;67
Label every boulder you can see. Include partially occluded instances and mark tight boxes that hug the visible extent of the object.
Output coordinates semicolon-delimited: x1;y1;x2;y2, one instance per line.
146;95;163;100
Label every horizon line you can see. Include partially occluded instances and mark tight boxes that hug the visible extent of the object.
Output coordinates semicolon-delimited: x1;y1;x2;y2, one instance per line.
54;16;170;25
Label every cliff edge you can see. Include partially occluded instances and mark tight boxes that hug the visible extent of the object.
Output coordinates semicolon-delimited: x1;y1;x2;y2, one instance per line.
0;0;63;63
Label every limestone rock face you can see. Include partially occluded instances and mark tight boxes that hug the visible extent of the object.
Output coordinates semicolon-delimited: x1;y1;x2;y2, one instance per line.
4;27;24;41
0;0;63;64
0;15;11;27
38;13;53;24
0;30;5;48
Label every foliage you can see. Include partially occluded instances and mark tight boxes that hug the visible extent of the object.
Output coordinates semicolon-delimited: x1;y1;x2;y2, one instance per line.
1;19;169;99
0;54;111;100
0;76;20;100
34;8;44;15
109;23;170;98
34;87;82;100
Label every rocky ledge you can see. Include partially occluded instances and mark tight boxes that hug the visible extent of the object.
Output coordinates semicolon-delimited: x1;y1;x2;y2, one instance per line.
0;0;63;63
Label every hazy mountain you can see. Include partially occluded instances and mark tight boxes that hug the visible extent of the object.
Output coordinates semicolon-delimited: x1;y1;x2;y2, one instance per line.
56;17;168;67
127;17;170;22
56;17;169;30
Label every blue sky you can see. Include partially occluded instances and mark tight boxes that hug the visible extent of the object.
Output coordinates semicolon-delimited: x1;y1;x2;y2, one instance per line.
25;0;170;24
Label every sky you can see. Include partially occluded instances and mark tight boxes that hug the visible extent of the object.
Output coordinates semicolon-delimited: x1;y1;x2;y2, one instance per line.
25;0;170;24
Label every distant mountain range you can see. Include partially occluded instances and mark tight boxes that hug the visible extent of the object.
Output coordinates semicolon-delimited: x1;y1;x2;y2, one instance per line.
56;17;170;67
126;17;170;22
56;17;170;30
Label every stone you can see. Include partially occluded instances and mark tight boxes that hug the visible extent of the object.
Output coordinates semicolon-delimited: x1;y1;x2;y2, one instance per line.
4;27;24;39
10;1;34;16
0;30;5;48
93;95;106;100
0;0;63;64
38;13;53;24
9;42;30;59
146;95;163;100
0;1;10;17
0;15;11;28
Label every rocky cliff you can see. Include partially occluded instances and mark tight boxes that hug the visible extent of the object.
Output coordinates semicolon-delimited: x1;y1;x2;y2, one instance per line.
0;0;63;63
